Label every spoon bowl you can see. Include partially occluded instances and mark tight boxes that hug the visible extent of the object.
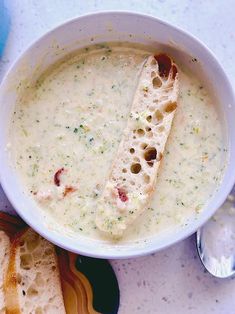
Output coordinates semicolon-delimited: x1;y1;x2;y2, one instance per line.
197;189;235;278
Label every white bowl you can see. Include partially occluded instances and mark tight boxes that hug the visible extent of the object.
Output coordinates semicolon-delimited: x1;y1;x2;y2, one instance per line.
0;12;235;259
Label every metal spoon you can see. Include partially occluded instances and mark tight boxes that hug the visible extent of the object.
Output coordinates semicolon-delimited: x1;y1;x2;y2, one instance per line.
197;186;235;278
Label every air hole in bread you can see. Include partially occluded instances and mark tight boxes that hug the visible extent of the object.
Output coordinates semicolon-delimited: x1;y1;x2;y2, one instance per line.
130;148;135;154
147;161;154;167
130;181;135;186
146;115;152;122
32;251;41;260
164;101;177;113
158;125;165;132
26;234;40;252
151;59;157;66
20;254;33;270
137;129;145;136
122;168;127;173
147;131;153;138
46;305;58;312
49;296;56;303
130;163;141;174
159;95;169;102
16;272;22;284
51;265;56;271
35;307;43;314
145;127;151;132
44;248;53;256
19;240;25;247
141;143;148;150
144;147;157;161
154;110;163;122
151;71;156;78
152;76;162;88
27;285;39;297
35;272;44;286
143;174;150;183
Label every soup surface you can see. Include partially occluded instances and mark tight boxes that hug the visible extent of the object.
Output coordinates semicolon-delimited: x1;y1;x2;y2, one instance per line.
8;43;226;242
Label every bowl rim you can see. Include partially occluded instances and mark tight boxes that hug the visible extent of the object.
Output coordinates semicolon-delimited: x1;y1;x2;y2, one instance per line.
1;10;235;259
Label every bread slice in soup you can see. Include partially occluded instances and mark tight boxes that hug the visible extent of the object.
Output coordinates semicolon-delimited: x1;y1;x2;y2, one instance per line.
96;54;179;236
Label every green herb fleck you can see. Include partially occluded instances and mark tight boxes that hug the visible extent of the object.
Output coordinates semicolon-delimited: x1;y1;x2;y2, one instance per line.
193;127;200;134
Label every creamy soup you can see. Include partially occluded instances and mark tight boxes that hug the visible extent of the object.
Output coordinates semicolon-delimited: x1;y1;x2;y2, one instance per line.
8;43;226;242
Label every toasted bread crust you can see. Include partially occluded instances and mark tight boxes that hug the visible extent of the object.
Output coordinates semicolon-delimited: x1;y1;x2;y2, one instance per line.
0;231;10;314
4;228;28;314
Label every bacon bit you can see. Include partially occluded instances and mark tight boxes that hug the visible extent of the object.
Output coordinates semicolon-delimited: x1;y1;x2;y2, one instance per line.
154;54;172;78
117;188;128;202
63;186;76;197
154;53;178;79
54;168;64;186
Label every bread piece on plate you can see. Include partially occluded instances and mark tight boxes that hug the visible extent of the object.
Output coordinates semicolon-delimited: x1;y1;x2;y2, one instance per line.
96;53;179;236
0;231;10;314
4;228;66;314
0;213;25;314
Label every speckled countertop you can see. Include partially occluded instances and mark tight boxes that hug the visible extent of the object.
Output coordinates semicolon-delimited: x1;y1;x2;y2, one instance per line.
1;1;235;313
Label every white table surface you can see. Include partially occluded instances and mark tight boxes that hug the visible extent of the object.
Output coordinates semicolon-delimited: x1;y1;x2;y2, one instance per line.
1;1;235;313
